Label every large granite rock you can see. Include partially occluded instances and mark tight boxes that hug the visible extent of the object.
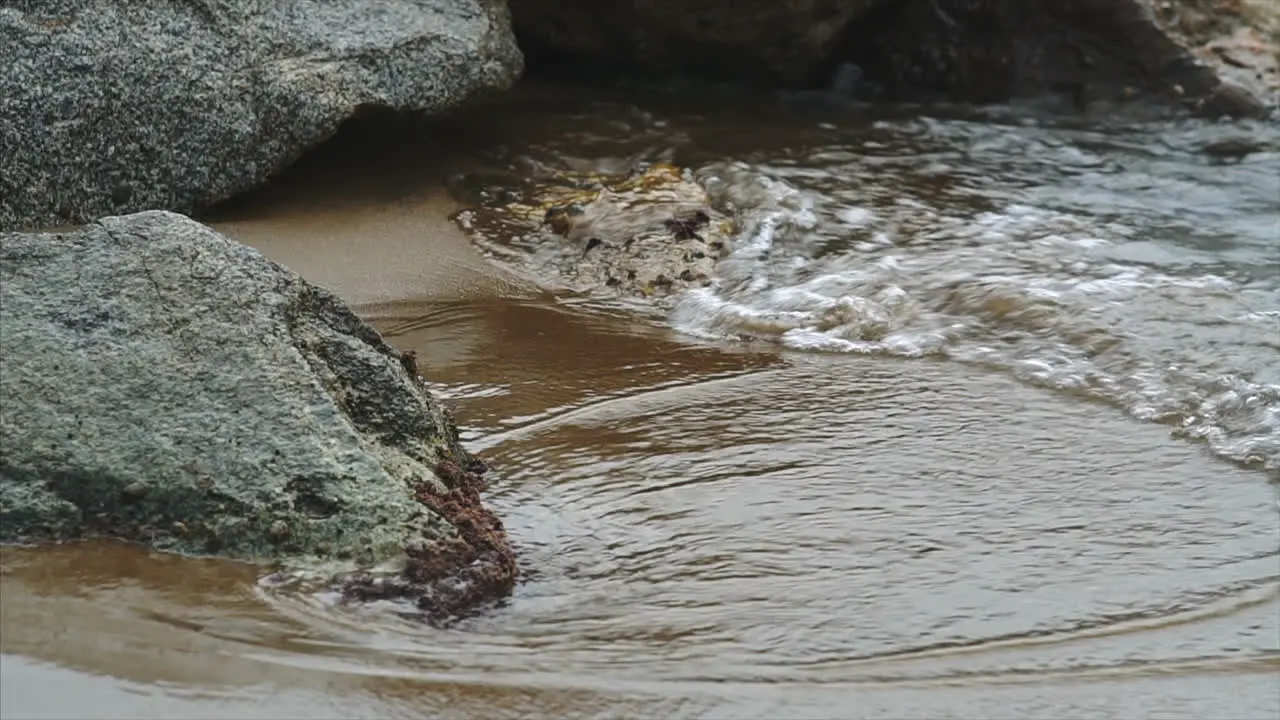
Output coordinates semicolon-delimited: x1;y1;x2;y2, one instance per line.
0;0;523;231
0;211;516;619
513;0;1270;117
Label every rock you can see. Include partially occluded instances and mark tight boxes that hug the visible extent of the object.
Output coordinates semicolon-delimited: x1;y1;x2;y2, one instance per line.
837;0;1271;116
0;211;516;619
513;0;1269;117
452;163;735;303
0;0;523;232
1200;136;1268;162
511;0;885;85
1151;0;1280;112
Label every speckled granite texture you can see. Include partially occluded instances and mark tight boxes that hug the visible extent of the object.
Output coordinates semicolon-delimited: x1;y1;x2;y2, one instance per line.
0;1;522;231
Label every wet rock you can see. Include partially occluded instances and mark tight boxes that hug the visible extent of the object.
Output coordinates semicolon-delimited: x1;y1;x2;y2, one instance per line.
778;62;878;113
1151;0;1280;111
837;0;1271;117
0;0;523;231
0;211;516;617
849;0;1269;114
515;0;1269;117
338;458;515;622
511;0;885;85
1200;136;1268;161
453;164;735;303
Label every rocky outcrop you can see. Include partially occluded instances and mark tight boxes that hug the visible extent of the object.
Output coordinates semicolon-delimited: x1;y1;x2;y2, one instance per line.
513;0;1270;117
0;211;515;619
0;0;523;231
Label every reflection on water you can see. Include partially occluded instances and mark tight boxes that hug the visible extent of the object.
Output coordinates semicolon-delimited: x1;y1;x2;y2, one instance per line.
363;299;780;437
466;351;1278;677
4;80;1280;719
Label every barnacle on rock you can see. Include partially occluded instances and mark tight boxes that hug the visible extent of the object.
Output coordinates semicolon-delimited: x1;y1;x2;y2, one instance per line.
338;457;515;623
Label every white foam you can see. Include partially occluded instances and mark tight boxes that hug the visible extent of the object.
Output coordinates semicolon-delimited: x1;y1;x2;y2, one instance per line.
836;206;876;228
667;160;1280;471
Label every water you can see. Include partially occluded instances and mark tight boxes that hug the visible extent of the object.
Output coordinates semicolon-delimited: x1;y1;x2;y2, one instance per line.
674;113;1280;471
3;81;1279;719
443;86;1280;471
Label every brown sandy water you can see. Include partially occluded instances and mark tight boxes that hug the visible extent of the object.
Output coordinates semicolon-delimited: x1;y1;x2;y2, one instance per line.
3;81;1278;719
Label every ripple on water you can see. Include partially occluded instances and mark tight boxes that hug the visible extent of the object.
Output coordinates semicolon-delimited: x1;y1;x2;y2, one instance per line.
256;355;1279;709
219;98;1280;718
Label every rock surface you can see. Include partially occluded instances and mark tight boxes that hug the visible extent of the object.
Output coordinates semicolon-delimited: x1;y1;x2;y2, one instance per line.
0;0;523;231
512;0;884;85
513;0;1269;117
0;211;515;618
453;163;735;303
1152;0;1280;110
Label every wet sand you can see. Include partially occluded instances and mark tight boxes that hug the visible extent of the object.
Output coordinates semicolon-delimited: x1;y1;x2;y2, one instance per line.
206;108;539;309
216;187;531;308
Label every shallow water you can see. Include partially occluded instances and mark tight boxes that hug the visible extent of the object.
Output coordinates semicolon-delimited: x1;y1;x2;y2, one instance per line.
4;81;1280;719
446;84;1280;471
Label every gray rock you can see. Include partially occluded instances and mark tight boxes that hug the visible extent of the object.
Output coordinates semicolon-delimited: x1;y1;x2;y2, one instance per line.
0;212;511;611
0;0;523;231
511;0;1268;117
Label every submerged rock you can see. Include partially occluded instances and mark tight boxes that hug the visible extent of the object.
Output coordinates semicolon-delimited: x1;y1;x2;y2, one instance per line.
453;163;735;303
0;211;515;619
0;0;523;231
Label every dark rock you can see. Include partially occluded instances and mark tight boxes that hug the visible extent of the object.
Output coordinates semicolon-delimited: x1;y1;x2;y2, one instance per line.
838;0;1270;117
513;0;1269;117
511;0;885;85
